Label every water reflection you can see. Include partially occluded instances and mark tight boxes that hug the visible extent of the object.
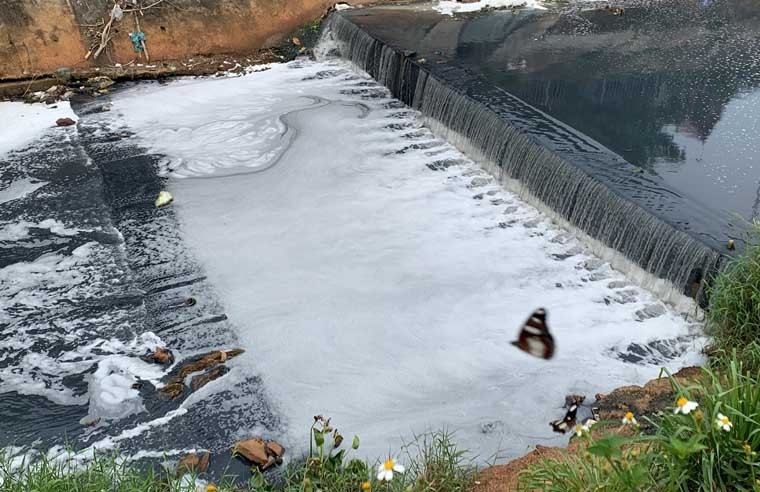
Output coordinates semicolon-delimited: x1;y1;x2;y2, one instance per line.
453;2;760;221
347;0;760;224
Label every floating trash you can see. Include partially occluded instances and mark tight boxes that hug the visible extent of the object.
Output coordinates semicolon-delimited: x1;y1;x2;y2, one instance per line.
155;190;173;208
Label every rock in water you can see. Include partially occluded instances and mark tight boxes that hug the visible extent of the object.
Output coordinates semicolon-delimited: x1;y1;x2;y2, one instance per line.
87;76;115;90
565;394;586;407
155;190;174;208
56;117;76;127
233;438;285;470
635;304;666;321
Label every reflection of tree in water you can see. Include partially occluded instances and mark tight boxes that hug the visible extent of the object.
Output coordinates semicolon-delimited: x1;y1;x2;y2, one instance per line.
503;69;743;170
453;1;760;171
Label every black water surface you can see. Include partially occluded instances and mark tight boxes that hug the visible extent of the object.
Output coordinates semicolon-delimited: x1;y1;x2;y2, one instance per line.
343;0;760;246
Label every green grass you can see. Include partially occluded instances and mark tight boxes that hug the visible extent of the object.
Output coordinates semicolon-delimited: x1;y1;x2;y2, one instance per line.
0;451;170;491
707;225;760;372
0;423;475;492
517;354;760;492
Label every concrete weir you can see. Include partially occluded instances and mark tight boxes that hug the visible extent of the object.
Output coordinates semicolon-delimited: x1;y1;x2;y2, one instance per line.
322;5;760;304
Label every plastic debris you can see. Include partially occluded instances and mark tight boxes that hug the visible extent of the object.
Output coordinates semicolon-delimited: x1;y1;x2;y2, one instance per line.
130;31;146;52
112;4;124;21
155;190;174;208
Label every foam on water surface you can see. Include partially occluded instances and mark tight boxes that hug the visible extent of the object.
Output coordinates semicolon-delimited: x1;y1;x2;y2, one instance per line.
434;0;545;16
97;58;704;462
0;101;76;156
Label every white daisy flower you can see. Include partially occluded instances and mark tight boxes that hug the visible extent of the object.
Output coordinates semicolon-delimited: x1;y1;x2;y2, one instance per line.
376;458;404;482
622;411;637;426
715;413;733;432
674;397;698;415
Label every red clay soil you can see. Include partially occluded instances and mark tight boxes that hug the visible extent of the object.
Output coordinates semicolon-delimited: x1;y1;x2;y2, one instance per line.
473;366;703;492
0;0;398;80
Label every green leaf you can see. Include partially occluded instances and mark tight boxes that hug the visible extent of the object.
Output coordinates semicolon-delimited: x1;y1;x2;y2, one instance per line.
313;430;325;447
352;435;360;450
667;434;707;460
587;435;627;459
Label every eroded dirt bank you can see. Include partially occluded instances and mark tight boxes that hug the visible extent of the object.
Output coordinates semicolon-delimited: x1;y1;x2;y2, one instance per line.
0;0;379;81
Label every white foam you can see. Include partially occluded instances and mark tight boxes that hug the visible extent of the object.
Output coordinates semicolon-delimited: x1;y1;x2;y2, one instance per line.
0;178;49;205
0;219;87;241
0;101;76;156
86;355;165;421
101;59;703;462
434;0;545;16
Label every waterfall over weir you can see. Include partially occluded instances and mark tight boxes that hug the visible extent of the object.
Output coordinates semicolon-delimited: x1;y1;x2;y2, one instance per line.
325;12;723;305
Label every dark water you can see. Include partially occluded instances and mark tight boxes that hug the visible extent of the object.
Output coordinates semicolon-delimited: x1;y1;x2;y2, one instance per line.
0;94;275;480
341;0;760;250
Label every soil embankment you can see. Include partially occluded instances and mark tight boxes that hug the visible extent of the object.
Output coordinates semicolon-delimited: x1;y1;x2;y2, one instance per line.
474;366;702;491
0;0;372;81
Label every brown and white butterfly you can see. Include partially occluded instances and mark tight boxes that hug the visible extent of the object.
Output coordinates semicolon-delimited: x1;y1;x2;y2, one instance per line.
511;308;555;359
550;402;578;434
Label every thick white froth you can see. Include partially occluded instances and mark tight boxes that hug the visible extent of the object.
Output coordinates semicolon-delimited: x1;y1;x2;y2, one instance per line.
0;178;49;205
434;0;546;16
0;101;76;156
100;59;704;462
0;219;88;241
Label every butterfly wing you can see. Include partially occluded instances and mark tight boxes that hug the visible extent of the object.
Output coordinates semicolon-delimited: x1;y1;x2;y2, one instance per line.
550;403;578;434
511;308;555;359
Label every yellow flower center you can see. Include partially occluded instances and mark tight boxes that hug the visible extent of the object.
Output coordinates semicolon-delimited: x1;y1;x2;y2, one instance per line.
575;425;583;432
721;416;730;425
361;481;372;490
625;412;634;420
384;459;395;470
677;397;688;407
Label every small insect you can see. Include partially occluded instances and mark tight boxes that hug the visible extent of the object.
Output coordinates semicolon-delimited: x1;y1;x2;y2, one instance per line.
511;308;555;359
550;403;578;434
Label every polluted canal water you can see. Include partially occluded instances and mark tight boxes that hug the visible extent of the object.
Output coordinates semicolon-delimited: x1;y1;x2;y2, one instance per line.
0;2;741;479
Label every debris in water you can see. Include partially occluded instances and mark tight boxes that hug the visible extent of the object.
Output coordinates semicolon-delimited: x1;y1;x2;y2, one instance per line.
155;190;174;208
158;349;244;399
56;117;76;127
233;438;285;470
565;394;586;407
159;381;185;400
190;364;229;391
141;346;175;365
727;239;736;250
87;76;115;90
176;452;210;475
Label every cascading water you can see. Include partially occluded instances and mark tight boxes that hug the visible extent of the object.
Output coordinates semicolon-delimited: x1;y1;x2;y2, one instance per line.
324;12;723;306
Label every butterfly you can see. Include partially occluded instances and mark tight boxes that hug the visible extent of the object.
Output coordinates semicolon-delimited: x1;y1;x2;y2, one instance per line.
550;402;578;434
511;308;555;359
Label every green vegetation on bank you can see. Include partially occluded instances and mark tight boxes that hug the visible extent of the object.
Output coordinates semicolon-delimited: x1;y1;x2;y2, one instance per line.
519;233;760;491
518;354;760;491
0;424;475;492
707;226;760;373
